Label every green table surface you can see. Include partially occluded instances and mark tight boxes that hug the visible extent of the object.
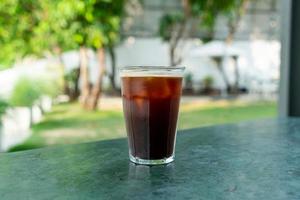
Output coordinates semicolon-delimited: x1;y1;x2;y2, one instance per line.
1;118;300;199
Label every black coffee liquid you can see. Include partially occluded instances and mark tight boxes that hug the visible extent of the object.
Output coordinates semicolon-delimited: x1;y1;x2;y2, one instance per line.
122;76;182;160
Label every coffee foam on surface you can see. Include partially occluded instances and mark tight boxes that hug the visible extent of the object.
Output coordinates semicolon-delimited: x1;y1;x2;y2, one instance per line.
120;72;183;78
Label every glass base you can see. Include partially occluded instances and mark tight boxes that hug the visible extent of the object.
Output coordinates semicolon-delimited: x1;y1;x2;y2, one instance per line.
129;154;174;165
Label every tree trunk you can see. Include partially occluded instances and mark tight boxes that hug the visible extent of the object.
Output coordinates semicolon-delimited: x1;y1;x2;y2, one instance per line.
233;56;239;93
87;48;106;110
169;0;191;66
226;0;249;44
217;65;231;92
170;43;177;66
58;53;69;95
72;68;81;101
108;46;117;90
225;0;249;93
53;46;68;95
213;57;231;92
169;20;186;66
38;103;45;115
29;106;33;127
79;47;90;108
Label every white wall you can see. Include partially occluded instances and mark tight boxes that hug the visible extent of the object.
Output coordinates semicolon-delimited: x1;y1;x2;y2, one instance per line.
0;38;280;98
111;38;280;91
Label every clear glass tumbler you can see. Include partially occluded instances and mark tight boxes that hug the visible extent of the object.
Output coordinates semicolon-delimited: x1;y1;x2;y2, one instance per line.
120;66;185;165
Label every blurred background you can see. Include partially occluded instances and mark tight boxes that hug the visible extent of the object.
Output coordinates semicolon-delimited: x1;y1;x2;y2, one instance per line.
0;0;279;152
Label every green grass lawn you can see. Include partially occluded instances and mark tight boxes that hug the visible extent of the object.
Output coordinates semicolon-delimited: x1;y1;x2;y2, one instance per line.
9;100;277;152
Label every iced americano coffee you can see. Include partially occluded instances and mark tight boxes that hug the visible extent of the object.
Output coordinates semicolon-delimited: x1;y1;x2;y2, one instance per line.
120;66;185;165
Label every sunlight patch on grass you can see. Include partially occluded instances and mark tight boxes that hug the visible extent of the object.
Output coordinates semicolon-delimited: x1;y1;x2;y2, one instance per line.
181;99;259;112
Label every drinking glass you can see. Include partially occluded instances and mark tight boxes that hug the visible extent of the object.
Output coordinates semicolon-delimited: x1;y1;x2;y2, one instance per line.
120;66;185;165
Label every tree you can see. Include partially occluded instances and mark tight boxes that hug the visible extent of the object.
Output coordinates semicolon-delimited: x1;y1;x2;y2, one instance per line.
66;0;126;110
0;0;36;68
159;0;240;66
30;0;80;97
4;0;126;109
89;0;127;109
159;0;191;66
105;0;127;91
0;0;79;98
199;0;249;93
158;0;249;95
0;0;76;67
197;0;249;93
0;0;19;69
224;0;249;44
103;0;142;91
223;0;249;92
159;0;249;92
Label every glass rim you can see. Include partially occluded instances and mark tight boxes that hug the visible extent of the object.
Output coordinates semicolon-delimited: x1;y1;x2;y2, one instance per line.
119;66;185;77
120;66;185;71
